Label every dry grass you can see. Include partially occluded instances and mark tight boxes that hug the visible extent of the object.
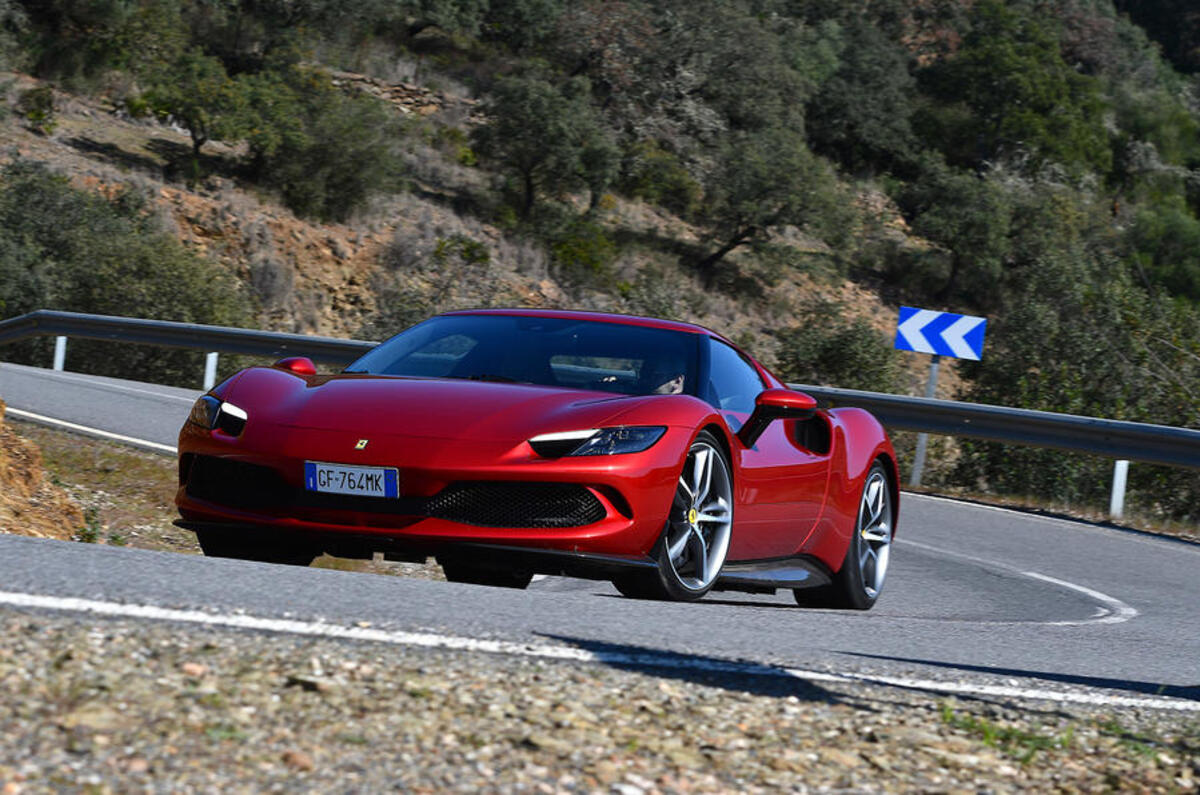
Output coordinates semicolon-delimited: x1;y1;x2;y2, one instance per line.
11;422;193;552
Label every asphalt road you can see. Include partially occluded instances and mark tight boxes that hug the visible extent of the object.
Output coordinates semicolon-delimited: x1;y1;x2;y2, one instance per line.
2;362;1198;707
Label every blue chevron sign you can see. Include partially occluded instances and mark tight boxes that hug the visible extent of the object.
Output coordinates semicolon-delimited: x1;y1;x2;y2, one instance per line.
894;306;987;361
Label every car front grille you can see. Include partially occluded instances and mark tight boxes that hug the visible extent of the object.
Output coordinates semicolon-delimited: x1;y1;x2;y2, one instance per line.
185;455;606;529
426;482;606;529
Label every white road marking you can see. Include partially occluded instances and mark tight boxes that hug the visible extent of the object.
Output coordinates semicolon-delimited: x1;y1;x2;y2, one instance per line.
0;363;198;402
897;537;1138;626
904;491;1200;557
0;589;1193;711
1021;572;1139;626
5;407;177;454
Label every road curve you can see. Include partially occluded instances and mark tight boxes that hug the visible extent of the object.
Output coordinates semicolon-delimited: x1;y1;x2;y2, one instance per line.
1;362;1198;707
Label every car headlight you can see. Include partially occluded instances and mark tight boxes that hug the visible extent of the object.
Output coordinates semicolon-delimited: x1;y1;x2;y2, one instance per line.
188;396;221;428
529;426;666;457
188;396;248;437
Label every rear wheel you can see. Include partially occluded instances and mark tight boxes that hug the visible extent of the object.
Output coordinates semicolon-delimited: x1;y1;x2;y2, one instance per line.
794;461;892;610
195;529;317;567
439;558;533;589
613;430;733;601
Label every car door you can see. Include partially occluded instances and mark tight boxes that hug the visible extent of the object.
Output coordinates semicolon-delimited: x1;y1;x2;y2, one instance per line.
703;339;832;561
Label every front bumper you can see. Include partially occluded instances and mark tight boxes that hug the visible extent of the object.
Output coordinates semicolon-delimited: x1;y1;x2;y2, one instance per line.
175;420;690;558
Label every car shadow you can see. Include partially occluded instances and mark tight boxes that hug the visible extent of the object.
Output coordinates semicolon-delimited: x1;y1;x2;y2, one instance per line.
839;651;1200;703
538;633;848;703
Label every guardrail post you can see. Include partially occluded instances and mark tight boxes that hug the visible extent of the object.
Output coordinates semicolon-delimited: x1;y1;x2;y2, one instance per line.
52;336;67;371
909;355;941;487
1110;459;1129;520
203;352;218;391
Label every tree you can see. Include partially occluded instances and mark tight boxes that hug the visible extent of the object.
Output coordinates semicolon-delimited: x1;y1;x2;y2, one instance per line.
694;127;843;281
472;74;608;219
916;0;1110;175
1113;0;1200;74
805;20;916;175
144;48;247;162
897;159;1013;307
239;66;401;221
0;160;250;385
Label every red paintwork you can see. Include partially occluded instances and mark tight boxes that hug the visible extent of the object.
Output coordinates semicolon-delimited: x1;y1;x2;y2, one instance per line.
176;309;898;577
756;388;818;413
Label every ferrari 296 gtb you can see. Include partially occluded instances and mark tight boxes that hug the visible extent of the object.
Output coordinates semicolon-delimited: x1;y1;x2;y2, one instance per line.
176;309;898;607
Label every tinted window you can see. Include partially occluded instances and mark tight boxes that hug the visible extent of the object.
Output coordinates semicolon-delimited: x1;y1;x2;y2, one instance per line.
346;315;700;397
706;339;765;418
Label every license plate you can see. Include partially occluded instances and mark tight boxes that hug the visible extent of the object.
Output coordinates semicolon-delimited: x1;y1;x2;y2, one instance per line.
304;461;399;498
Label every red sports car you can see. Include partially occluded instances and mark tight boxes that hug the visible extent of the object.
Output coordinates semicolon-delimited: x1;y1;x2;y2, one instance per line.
176;309;898;607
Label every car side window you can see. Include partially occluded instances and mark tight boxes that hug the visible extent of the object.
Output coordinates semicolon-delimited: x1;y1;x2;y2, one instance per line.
706;339;765;417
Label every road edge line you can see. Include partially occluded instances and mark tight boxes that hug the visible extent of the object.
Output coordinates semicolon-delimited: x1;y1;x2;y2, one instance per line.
5;407;177;455
0;589;1194;712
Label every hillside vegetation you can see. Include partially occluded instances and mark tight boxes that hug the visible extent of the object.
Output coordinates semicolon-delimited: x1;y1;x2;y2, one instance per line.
0;0;1197;521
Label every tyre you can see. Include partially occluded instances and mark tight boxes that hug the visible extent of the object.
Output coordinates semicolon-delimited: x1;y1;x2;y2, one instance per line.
439;558;533;589
612;430;734;601
794;460;893;610
195;529;317;567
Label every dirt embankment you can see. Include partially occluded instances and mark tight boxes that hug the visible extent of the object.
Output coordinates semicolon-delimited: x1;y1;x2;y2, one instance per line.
0;401;83;540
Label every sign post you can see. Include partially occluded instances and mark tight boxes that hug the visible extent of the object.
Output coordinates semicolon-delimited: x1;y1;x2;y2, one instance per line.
894;307;987;487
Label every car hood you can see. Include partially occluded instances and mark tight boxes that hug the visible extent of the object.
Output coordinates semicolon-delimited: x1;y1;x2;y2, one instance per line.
233;370;662;442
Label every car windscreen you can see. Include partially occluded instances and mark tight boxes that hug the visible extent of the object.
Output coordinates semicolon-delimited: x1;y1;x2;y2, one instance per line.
345;315;701;397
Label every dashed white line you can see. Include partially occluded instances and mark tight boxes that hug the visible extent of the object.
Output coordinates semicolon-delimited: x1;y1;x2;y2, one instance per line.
5;407;177;454
0;589;1193;712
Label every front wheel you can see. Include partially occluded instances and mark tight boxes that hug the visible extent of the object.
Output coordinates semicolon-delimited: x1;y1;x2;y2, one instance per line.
794;461;893;610
613;430;734;601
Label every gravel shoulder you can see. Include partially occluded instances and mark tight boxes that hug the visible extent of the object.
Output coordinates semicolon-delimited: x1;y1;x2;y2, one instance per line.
0;610;1196;794
3;413;1199;793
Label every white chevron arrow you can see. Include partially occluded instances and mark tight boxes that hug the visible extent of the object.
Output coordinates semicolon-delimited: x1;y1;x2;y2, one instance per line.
942;315;985;360
896;309;940;355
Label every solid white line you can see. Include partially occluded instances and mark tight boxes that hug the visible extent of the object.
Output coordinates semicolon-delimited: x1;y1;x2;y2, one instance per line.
0;363;198;403
0;589;1194;712
1021;572;1139;626
5;407;177;454
896;538;1139;626
903;491;1200;556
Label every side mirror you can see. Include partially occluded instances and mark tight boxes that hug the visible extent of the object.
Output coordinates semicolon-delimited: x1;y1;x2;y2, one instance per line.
737;388;818;448
274;356;316;376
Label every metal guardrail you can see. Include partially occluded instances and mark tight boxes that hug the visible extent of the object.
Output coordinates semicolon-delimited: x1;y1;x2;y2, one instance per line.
0;309;374;365
789;385;1200;471
1;310;1197;477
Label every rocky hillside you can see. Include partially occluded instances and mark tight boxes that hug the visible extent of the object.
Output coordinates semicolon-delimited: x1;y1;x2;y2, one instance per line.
0;71;913;378
0;401;83;540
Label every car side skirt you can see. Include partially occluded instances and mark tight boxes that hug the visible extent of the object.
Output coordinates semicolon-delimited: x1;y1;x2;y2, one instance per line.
714;556;834;593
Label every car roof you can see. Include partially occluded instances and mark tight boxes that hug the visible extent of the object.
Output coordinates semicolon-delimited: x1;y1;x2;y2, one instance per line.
439;308;735;345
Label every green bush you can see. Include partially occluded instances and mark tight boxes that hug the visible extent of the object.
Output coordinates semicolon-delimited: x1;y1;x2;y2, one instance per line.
0;160;251;387
772;300;902;392
16;85;55;134
547;218;618;289
619;140;701;218
240;66;402;222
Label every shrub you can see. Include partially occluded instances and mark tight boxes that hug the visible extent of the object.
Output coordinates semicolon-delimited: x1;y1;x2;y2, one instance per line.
545;218;618;289
16;85;54;134
619;140;701;217
772;300;902;392
0;160;251;387
240;66;402;222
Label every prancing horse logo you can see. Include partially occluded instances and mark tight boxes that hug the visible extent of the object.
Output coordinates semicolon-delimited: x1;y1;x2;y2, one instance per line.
354;439;369;450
